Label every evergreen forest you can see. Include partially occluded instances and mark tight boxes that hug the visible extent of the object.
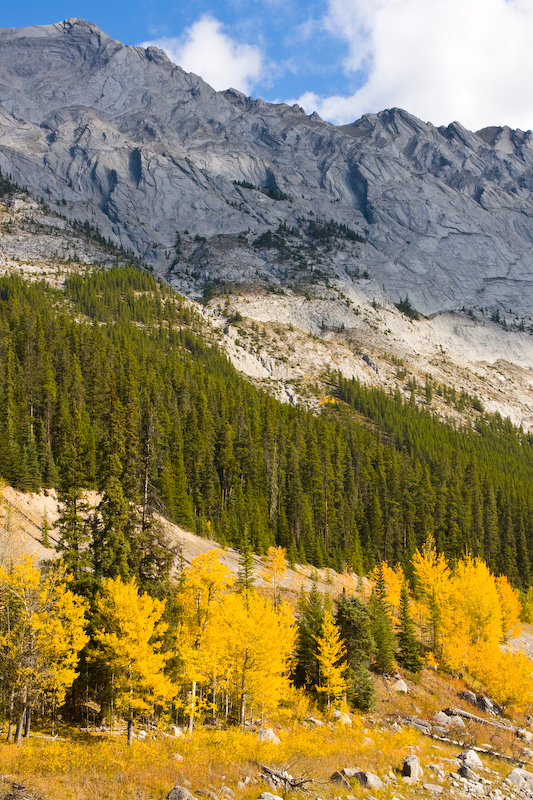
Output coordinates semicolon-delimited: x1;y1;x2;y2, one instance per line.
0;266;533;590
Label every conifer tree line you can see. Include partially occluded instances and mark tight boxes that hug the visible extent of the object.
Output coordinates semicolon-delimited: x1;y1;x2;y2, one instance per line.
0;268;533;587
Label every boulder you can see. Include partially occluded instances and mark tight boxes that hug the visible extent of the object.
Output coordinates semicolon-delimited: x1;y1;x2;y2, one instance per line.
505;768;533;792
257;727;281;745
409;718;431;735
170;724;183;737
449;715;466;728
342;768;364;779
477;695;495;714
519;729;533;744
168;787;197;800
521;748;533;761
458;750;483;771
434;711;451;726
332;709;352;725
402;755;421;780
393;679;408;693
458;764;479;781
305;716;324;727
137;729;147;740
422;784;444;794
258;794;284;800
354;772;383;790
460;690;477;707
330;772;351;788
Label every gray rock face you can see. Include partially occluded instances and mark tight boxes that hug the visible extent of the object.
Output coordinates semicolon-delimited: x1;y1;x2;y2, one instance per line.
2;20;533;318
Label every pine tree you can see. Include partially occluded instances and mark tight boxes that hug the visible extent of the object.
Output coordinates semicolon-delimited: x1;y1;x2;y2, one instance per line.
396;583;422;673
335;593;375;710
293;582;324;690
236;527;255;605
369;564;396;673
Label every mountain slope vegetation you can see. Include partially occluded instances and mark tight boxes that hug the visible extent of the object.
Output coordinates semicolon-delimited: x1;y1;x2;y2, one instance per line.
1;266;532;586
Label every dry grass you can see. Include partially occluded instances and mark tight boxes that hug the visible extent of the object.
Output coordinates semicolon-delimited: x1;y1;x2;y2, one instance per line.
0;669;529;800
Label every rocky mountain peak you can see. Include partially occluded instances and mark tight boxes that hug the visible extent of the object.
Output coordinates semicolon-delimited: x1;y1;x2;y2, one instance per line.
1;20;533;321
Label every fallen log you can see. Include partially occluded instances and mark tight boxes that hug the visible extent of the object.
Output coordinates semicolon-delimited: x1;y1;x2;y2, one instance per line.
256;762;318;794
445;707;516;732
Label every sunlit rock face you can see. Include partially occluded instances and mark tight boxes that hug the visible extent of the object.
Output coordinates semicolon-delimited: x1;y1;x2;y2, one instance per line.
1;18;533;318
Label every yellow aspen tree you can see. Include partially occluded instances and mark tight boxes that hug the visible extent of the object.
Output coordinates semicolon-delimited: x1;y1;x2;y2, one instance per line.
412;539;451;654
214;590;295;727
469;642;533;713
93;576;175;745
495;575;522;641
315;608;347;710
441;557;502;672
177;549;233;732
0;558;88;743
262;546;287;610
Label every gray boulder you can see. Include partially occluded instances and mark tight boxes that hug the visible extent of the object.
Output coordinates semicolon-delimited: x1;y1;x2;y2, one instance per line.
354;772;383;790
449;715;466;728
434;711;451;726
342;768;364;779
505;768;533;792
257;727;281;745
458;764;479;781
460;691;477;707
330;772;351;788
458;750;483;771
258;794;284;800
168;787;197;800
402;755;421;780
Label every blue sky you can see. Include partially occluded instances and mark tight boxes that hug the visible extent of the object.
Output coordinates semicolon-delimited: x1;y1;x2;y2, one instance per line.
3;0;533;131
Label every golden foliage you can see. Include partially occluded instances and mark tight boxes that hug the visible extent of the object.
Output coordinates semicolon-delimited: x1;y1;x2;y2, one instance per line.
440;557;502;672
93;576;175;718
0;558;88;708
314;608;347;708
495;575;522;641
469;642;533;712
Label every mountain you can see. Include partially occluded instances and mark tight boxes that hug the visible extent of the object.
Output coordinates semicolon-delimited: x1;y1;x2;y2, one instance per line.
1;19;533;320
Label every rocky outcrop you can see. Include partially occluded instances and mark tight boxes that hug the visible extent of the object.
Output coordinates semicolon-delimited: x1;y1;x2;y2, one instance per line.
1;20;533;318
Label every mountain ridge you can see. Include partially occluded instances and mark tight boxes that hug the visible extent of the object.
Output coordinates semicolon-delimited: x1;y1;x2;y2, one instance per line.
1;19;533;320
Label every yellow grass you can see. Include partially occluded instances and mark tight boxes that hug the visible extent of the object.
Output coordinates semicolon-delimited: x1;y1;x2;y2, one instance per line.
0;669;529;800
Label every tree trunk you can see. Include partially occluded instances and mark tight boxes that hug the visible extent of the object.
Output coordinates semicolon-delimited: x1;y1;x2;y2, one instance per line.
24;703;32;738
14;698;26;745
188;681;196;735
6;688;14;742
127;710;134;746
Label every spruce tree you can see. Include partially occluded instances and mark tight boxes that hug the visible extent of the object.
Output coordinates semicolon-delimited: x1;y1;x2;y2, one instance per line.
293;581;324;691
237;527;255;605
335;593;375;710
369;564;396;673
396;583;422;673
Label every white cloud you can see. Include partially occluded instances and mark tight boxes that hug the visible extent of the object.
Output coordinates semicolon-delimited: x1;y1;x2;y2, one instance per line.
294;0;533;131
141;16;263;94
